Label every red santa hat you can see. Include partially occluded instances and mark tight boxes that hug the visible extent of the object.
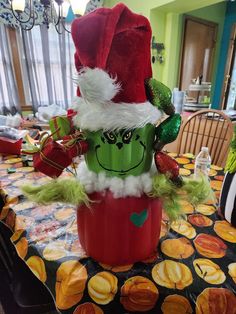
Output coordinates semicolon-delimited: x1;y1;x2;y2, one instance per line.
71;3;163;131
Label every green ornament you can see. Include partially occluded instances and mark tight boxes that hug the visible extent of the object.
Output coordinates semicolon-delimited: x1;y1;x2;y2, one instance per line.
84;124;155;178
130;208;148;227
155;113;182;145
145;78;175;115
225;125;236;173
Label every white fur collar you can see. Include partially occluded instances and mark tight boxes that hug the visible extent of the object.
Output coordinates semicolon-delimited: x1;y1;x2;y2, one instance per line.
77;161;156;198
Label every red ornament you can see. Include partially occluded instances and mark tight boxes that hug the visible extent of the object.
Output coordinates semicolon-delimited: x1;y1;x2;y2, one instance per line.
77;191;162;265
154;151;179;179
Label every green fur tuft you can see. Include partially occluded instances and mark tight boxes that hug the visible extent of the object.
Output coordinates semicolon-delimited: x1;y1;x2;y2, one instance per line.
182;176;215;205
149;174;214;221
151;173;175;197
225;151;236;173
149;174;183;221
22;178;89;206
225;126;236;173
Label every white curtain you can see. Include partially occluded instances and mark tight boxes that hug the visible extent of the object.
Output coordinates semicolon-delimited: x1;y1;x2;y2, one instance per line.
0;24;19;114
18;24;76;113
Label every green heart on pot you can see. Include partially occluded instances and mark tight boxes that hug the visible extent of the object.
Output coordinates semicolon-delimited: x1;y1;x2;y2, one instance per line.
130;208;148;227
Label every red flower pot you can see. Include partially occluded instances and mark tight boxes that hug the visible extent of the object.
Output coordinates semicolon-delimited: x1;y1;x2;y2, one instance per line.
77;191;162;265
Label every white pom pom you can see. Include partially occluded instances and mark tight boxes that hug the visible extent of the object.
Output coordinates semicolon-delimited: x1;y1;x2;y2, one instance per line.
76;67;121;104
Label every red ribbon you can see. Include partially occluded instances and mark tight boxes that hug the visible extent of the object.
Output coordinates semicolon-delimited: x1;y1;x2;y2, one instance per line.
67;109;77;118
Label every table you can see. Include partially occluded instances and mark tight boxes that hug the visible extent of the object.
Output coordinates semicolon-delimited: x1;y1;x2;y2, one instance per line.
0;153;236;314
21;118;50;130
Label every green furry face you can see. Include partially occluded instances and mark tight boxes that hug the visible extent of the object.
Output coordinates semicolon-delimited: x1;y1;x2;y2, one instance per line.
85;124;155;178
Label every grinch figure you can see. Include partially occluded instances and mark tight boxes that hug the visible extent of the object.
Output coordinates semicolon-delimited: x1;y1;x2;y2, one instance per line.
23;3;212;265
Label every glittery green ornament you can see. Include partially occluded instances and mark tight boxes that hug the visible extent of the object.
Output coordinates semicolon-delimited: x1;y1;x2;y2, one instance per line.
145;78;175;115
154;114;181;149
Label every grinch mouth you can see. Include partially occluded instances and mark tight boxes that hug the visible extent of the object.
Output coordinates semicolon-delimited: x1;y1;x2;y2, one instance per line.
95;142;146;174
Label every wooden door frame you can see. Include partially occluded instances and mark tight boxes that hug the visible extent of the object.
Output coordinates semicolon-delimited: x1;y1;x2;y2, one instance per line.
220;23;236;109
178;15;218;90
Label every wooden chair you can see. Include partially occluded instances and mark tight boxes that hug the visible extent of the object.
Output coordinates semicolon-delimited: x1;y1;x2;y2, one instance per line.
177;109;234;166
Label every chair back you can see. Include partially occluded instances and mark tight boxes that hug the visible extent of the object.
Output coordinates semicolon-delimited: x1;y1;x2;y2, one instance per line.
177;109;233;166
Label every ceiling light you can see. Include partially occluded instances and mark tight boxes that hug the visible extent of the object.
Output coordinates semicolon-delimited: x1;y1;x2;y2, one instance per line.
70;0;89;16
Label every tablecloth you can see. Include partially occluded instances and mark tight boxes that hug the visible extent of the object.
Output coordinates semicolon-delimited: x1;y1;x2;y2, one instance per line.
0;153;236;314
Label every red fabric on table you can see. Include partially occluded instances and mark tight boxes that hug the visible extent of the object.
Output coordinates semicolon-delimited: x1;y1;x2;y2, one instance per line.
0;137;22;155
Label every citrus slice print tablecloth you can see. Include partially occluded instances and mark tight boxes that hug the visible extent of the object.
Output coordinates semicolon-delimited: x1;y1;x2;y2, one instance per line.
0;153;236;314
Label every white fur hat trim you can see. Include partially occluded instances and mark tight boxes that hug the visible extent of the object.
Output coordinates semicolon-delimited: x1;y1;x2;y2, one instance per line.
72;67;163;131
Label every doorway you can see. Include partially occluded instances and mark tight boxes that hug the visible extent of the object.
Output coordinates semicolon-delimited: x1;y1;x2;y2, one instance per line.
179;16;218;94
221;23;236;110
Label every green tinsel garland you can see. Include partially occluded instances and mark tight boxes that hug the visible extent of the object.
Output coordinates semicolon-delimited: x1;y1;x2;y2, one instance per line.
22;178;90;207
149;174;215;221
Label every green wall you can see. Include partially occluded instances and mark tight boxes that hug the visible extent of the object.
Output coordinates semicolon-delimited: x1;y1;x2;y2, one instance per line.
103;0;150;16
150;9;166;83
103;0;174;17
103;0;227;96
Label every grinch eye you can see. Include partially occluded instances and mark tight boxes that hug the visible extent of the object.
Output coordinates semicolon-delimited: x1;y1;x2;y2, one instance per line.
122;131;133;144
103;131;117;144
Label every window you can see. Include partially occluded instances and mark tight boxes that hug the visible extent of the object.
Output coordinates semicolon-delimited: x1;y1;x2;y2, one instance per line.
0;24;19;113
18;24;77;112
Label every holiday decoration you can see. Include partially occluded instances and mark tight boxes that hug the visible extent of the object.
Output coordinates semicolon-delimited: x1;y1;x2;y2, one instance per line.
220;126;236;227
22;132;76;178
22;3;212;265
23;178;89;205
154;114;182;151
78;191;162;265
225;125;236;174
22;129;89;177
62;131;89;160
49;115;74;141
154;152;180;180
33;136;72;178
84;124;155;178
145;78;175;115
